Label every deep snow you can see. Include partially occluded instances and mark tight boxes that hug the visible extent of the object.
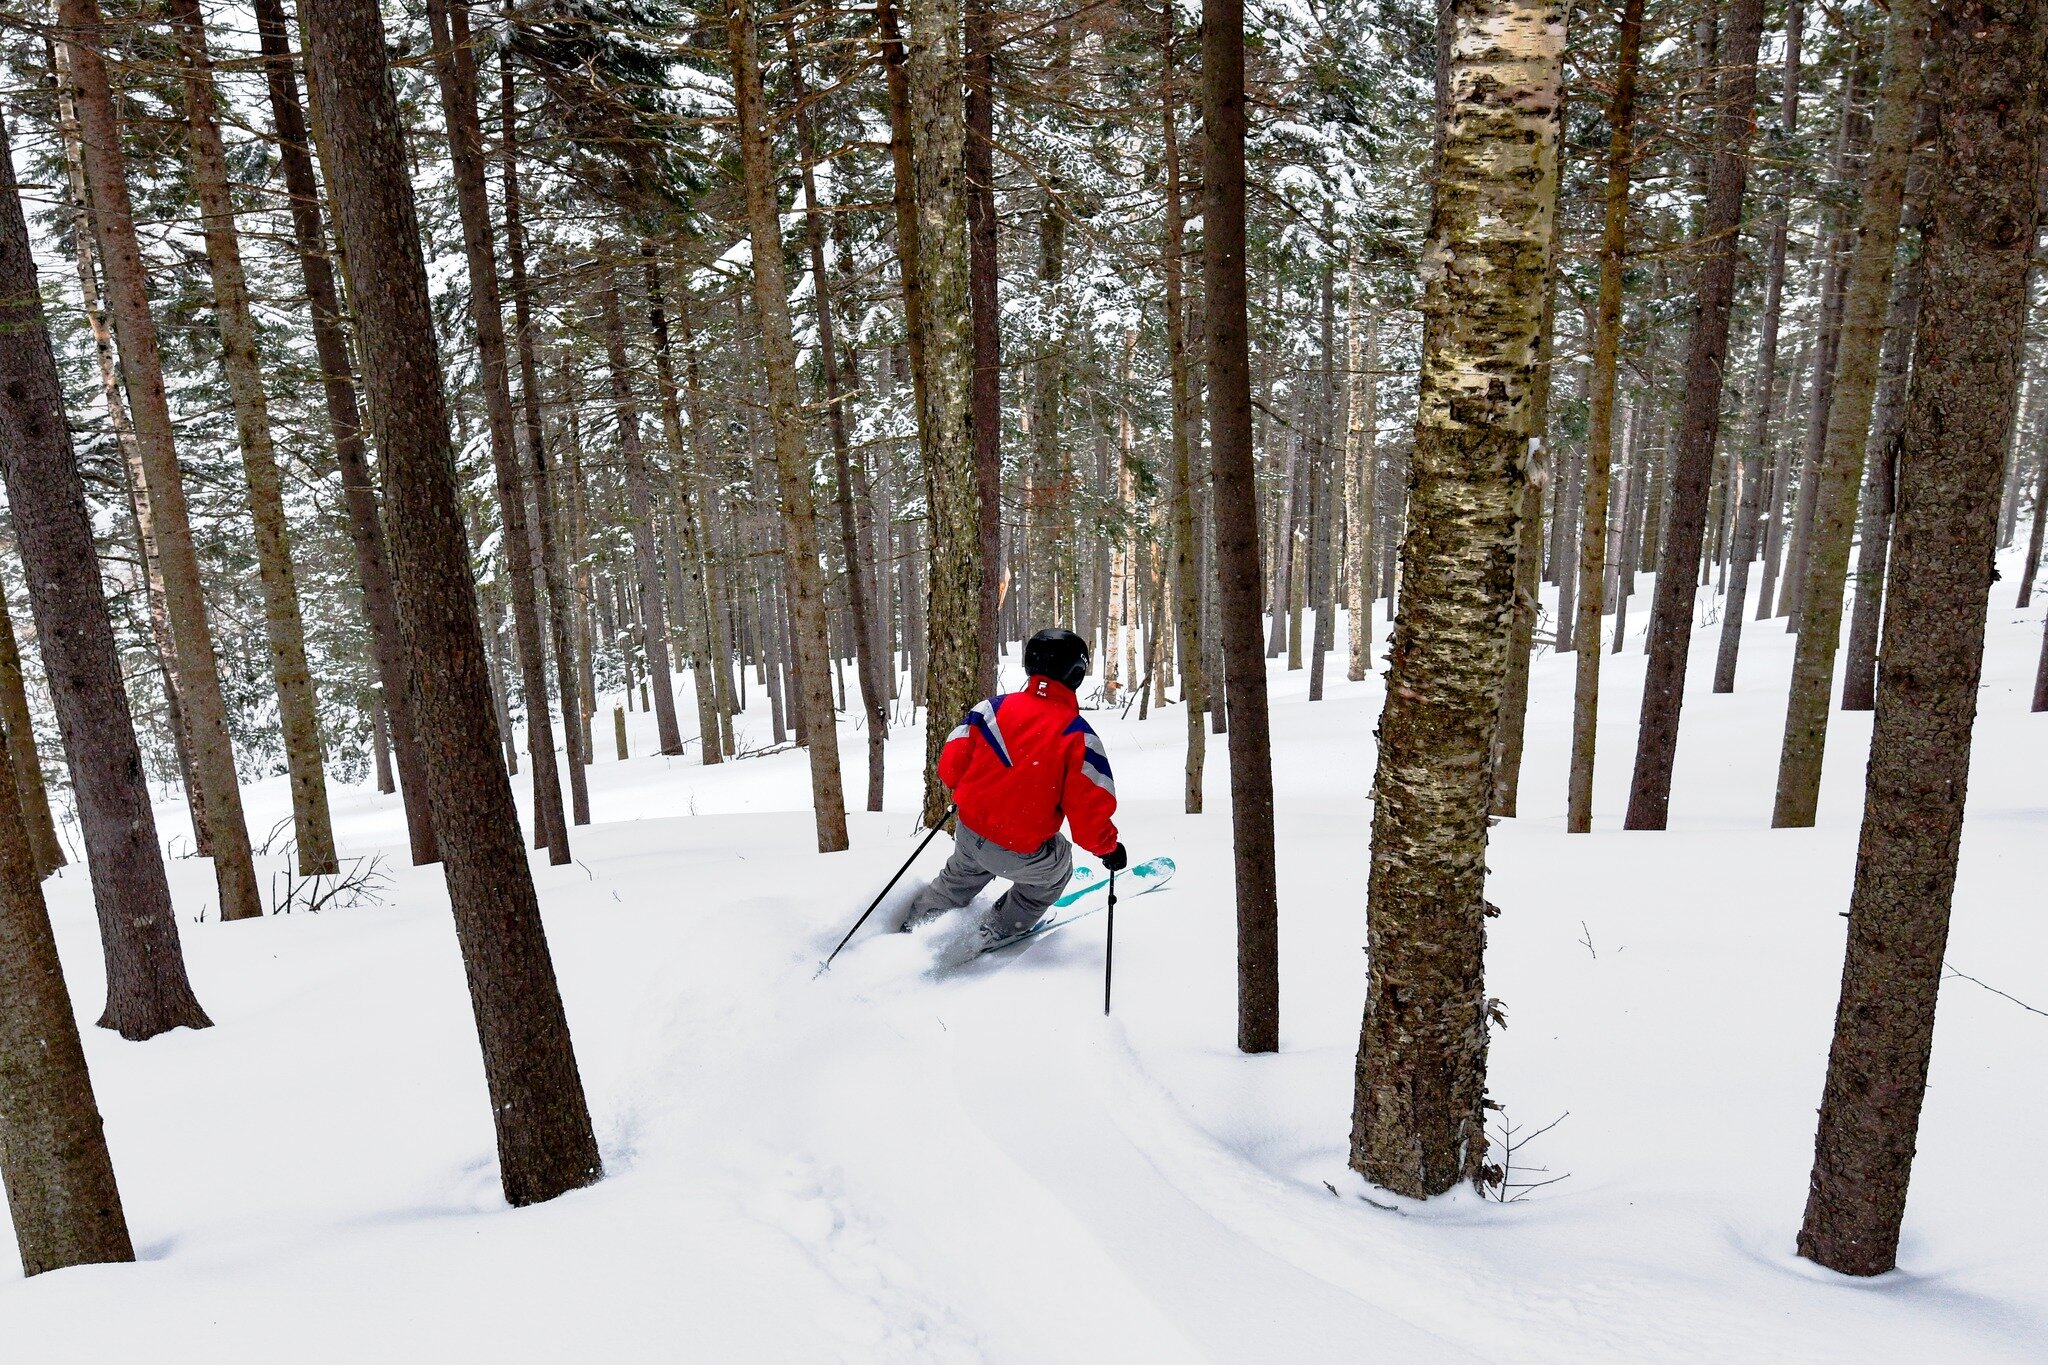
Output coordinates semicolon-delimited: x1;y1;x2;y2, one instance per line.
2;566;2044;1362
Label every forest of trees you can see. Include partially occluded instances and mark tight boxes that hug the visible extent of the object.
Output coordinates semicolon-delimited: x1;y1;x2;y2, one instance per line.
0;0;2040;1289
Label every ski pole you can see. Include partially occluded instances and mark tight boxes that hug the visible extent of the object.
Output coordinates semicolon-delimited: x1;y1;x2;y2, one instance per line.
814;805;955;978
1103;866;1118;1016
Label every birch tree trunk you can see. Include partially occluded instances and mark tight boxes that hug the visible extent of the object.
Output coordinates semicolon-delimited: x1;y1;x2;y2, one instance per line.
1621;0;1765;830
905;0;983;827
1799;0;2043;1273
1204;0;1282;1052
0;114;211;1040
300;0;601;1205
1565;0;1641;834
251;0;436;865
1350;0;1563;1197
729;0;849;849
56;0;262;923
167;0;336;876
1772;0;1929;827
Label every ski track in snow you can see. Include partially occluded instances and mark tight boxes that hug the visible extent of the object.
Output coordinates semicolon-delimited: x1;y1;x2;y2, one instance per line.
3;563;2046;1361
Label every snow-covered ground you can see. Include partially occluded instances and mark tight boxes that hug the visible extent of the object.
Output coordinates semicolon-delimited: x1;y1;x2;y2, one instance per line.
3;564;2045;1362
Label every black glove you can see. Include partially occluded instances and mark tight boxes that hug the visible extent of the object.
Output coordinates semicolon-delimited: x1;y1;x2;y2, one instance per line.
1102;843;1128;872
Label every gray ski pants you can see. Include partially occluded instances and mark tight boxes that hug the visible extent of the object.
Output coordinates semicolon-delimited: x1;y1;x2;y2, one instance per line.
906;825;1073;936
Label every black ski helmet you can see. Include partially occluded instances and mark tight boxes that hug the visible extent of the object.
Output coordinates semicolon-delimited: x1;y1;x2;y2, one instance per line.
1023;628;1090;691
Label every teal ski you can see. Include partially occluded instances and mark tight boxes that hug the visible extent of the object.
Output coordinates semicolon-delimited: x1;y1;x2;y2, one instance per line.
980;856;1176;956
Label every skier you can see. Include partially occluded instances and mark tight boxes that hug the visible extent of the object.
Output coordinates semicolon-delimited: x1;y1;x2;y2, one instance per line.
905;628;1126;945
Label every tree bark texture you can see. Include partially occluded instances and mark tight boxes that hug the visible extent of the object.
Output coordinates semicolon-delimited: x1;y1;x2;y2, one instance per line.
57;0;263;923
167;0;337;877
1350;0;1563;1197
1204;0;1282;1054
1344;278;1379;681
300;0;601;1205
965;0;1002;689
252;0;435;865
1566;0;1641;834
0;116;211;1040
1772;0;1928;828
905;0;983;829
1621;0;1764;830
1798;0;2043;1275
729;0;849;851
0;711;131;1276
0;587;63;878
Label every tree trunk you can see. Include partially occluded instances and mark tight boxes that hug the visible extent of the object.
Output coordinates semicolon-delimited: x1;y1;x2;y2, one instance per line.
1351;0;1563;1198
1712;0;1800;691
728;0;849;851
252;0;435;864
1798;0;2042;1274
786;31;888;811
1772;0;1929;828
57;0;263;923
0;115;211;1040
596;267;685;766
426;0;570;861
0;588;63;878
1566;0;1641;834
501;69;589;825
965;0;1002;688
1204;0;1281;1053
673;287;738;758
1162;1;1205;812
2016;423;2048;608
905;0;983;828
1344;277;1379;681
1307;240;1338;704
0;703;131;1276
299;0;601;1205
168;0;337;877
1621;0;1765;830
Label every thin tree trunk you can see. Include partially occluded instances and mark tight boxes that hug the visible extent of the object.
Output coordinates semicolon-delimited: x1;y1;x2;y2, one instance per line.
673;287;737;758
964;0;1002;691
1712;0;1800;691
0;588;62;878
1566;0;1641;833
729;0;848;850
299;0;601;1205
167;0;336;877
425;0;569;860
1162;0;1205;812
1351;0;1562;1198
502;63;590;825
0;704;132;1276
2016;425;2048;608
1307;239;1338;703
57;0;261;923
1773;0;1929;828
1205;0;1280;1053
1621;0;1765;830
597;269;685;766
787;31;887;810
1345;289;1380;681
0;118;211;1039
1799;0;2042;1273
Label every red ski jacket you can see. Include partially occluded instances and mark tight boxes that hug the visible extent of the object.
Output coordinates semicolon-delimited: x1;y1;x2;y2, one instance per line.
937;677;1119;858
